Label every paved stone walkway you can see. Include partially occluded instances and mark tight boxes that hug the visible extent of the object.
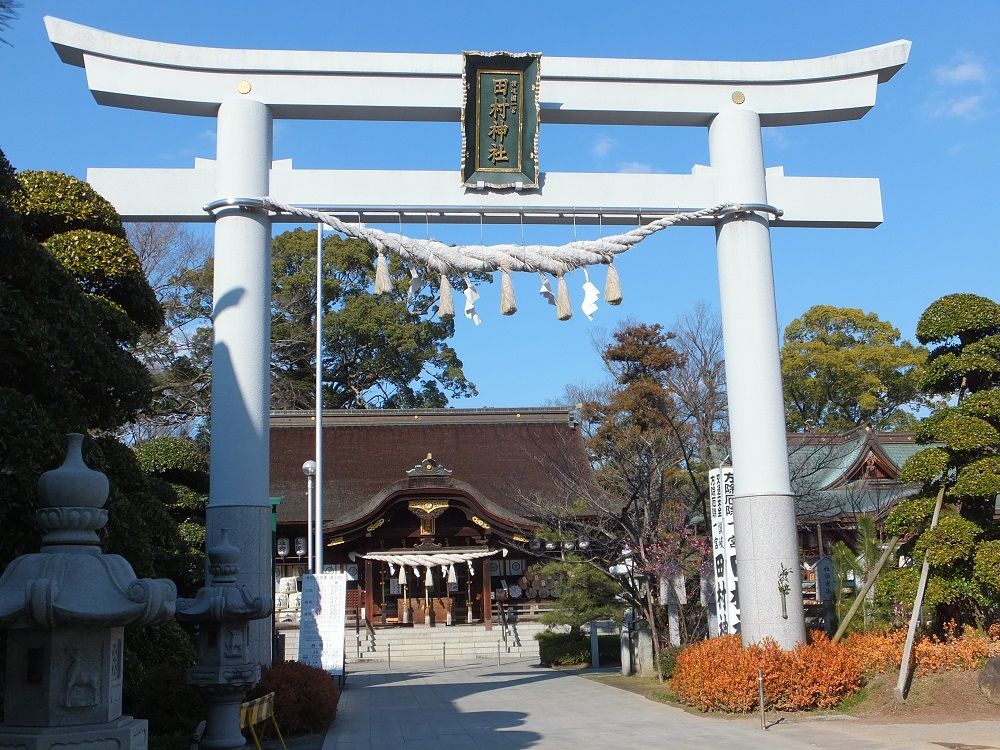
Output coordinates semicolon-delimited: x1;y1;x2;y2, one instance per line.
322;658;1000;750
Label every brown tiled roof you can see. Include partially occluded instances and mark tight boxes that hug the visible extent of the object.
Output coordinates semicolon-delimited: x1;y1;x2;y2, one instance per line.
270;408;589;529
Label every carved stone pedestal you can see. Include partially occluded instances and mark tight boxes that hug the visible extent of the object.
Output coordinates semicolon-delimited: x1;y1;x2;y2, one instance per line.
0;715;149;750
5;627;125;726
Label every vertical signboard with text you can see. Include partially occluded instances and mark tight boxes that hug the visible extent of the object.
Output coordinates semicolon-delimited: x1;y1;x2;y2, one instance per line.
298;572;347;677
709;467;741;636
461;51;540;189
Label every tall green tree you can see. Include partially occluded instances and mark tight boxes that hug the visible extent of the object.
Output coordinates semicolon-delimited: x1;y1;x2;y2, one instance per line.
781;305;927;432
172;227;477;413
881;293;1000;627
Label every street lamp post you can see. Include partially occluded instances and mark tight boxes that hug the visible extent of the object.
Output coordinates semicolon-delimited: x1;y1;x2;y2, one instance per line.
302;460;316;573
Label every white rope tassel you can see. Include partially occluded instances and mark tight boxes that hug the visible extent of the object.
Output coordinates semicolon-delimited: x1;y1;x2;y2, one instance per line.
556;275;572;321
604;263;623;305
500;268;517;316
438;274;455;319
374;252;392;294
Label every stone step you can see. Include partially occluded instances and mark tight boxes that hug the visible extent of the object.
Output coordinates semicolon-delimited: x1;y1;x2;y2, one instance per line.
356;634;531;645
358;643;539;653
346;649;538;663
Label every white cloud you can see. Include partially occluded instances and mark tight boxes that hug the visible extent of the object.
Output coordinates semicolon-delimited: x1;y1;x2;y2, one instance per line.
762;128;793;151
929;93;987;121
616;161;654;173
592;136;615;157
935;54;988;85
924;52;991;122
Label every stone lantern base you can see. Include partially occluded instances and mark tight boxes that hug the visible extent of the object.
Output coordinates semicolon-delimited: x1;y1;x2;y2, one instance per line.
0;715;148;750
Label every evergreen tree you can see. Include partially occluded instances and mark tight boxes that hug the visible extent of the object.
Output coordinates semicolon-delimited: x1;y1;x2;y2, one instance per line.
881;293;1000;626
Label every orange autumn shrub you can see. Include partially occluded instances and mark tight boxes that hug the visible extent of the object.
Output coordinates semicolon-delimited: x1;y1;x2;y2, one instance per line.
914;621;1000;675
671;633;863;712
842;628;905;675
670;635;760;712
780;633;864;710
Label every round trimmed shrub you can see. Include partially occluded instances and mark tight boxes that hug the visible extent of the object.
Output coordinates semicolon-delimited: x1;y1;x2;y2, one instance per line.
657;644;682;679
11;170;125;241
899;447;950;483
44;229;162;333
136;437;209;491
974;540;1000;591
249;661;340;734
954;456;1000;498
916;293;1000;346
914;514;981;567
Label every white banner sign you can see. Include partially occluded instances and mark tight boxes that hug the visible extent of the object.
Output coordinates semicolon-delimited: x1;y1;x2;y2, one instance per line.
298;572;347;676
709;467;740;636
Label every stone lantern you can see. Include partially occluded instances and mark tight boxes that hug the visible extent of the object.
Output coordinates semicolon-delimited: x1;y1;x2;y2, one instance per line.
0;433;177;750
176;530;270;750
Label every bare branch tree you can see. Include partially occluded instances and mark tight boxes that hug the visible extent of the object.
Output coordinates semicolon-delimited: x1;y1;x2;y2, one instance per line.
121;223;213;443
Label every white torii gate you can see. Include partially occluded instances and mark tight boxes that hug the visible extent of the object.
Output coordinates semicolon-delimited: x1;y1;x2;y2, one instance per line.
46;16;909;660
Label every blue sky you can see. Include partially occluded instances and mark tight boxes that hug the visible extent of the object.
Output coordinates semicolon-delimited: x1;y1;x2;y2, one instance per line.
2;2;997;408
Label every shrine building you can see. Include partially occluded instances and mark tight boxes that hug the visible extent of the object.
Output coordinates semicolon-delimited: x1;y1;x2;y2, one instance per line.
269;408;589;633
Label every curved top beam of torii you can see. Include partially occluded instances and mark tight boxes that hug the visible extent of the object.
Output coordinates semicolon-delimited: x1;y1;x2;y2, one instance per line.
46;16;908;127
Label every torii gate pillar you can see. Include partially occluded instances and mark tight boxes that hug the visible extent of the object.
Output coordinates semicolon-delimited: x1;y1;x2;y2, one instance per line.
710;109;802;645
208;98;274;664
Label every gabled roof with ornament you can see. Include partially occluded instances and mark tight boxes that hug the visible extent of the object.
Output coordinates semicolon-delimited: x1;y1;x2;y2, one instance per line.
269;408;589;531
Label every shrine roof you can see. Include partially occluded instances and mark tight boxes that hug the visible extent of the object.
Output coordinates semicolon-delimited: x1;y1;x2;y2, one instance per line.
270;408;590;529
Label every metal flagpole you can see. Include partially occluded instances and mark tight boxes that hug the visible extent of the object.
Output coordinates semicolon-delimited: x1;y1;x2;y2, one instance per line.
314;222;325;574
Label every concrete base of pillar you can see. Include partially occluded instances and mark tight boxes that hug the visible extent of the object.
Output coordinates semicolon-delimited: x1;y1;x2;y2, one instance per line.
733;492;806;650
206;504;273;666
619;628;632;676
0;716;148;750
635;622;655;677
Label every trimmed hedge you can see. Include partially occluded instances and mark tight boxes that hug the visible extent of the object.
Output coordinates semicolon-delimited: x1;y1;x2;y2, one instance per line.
248;661;340;734
535;631;620;666
657;644;683;679
671;633;862;712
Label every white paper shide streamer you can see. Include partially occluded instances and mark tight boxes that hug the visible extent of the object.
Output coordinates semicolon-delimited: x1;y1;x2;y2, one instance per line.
463;274;481;326
581;268;600;320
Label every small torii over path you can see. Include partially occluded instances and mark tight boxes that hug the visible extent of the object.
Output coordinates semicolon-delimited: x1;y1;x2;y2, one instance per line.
46;16;909;662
